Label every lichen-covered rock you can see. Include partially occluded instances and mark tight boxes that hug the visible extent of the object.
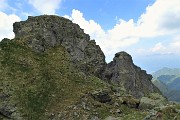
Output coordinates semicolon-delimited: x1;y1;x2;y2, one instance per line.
102;51;160;98
120;95;140;108
13;16;160;94
0;14;178;120
83;40;106;77
139;93;167;110
91;90;111;103
13;15;106;77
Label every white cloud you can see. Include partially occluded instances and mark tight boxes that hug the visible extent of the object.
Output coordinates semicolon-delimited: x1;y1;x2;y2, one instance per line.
105;19;139;54
28;0;62;14
137;35;180;56
150;42;166;53
64;9;107;51
71;9;106;40
63;15;72;20
65;9;139;55
0;11;21;40
64;0;180;57
137;0;180;37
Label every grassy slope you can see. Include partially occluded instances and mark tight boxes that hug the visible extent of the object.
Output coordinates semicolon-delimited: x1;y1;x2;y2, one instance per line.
0;39;179;120
0;39;108;119
152;79;169;95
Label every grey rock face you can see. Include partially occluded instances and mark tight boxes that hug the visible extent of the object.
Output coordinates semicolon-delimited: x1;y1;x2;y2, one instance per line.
103;51;160;98
139;93;167;110
13;15;160;98
0;105;14;119
83;40;106;77
91;90;111;103
13;15;106;77
120;95;140;108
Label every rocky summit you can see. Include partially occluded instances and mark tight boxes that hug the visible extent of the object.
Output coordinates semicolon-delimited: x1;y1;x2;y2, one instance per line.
0;15;179;120
103;51;160;98
13;15;106;78
13;15;159;96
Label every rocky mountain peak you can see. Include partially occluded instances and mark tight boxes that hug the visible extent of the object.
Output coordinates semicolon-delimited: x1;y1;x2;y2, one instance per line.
12;15;160;97
0;15;175;120
115;51;132;58
13;15;90;52
103;51;160;98
13;15;106;77
114;51;133;63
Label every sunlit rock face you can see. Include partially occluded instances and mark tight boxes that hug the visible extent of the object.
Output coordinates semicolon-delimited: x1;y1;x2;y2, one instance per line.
103;51;160;98
13;15;106;77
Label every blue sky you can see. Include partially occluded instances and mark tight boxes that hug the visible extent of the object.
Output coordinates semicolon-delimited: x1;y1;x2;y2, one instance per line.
0;0;180;73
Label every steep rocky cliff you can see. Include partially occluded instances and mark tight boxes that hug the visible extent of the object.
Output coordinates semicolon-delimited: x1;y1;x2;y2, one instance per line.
0;15;178;120
103;52;160;98
13;15;160;97
13;15;106;77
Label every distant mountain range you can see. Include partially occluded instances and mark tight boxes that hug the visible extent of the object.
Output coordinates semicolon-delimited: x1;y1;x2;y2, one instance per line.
152;67;180;102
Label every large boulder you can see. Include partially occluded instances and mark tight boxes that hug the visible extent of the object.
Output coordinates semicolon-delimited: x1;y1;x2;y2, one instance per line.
91;89;112;103
120;95;140;108
139;93;167;110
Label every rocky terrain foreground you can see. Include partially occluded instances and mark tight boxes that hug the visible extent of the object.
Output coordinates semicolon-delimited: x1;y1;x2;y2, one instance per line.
0;15;179;120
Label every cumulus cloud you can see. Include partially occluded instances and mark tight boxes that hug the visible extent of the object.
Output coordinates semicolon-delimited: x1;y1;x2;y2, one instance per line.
150;42;167;53
71;9;106;40
64;9;139;54
64;0;180;56
105;19;139;54
0;11;21;40
137;0;180;37
64;9;107;51
28;0;62;14
138;35;180;56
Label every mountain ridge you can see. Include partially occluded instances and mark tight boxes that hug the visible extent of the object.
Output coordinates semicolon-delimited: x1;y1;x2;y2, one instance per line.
152;67;180;102
0;15;179;120
152;67;180;78
12;15;160;98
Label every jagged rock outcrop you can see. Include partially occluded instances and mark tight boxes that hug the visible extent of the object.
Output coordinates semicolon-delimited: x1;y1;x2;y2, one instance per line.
0;15;178;120
103;51;160;98
13;15;160;97
13;15;106;77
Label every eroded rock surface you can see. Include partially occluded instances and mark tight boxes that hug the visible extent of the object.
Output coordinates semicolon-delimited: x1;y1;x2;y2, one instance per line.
13;15;106;77
103;51;160;98
0;15;172;119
